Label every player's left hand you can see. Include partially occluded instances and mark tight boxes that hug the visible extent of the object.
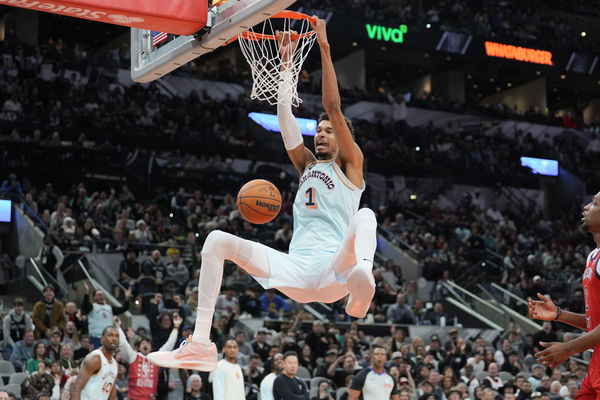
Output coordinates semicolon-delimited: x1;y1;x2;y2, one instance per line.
310;16;328;47
534;341;570;369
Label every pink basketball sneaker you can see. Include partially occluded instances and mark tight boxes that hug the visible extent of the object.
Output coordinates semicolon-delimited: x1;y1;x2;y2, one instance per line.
147;336;218;371
345;263;375;318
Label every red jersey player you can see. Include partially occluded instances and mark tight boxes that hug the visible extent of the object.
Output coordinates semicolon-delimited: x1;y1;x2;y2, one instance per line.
529;192;600;399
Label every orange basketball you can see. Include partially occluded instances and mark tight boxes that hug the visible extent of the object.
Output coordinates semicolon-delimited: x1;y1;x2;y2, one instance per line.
236;179;282;224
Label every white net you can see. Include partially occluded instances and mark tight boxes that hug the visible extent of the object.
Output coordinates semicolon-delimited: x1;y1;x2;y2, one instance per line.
238;14;317;107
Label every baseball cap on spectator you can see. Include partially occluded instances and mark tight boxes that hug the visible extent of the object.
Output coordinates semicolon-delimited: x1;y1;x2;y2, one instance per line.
326;349;338;357
533;275;542;282
449;328;458;334
50;328;61;337
166;247;180;257
421;381;433;388
182;325;192;331
447;387;461;397
391;351;403;359
430;334;440;342
399;377;409;384
531;392;542;399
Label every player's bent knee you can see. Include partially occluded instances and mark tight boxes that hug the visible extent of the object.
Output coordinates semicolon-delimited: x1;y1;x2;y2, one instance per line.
201;230;230;256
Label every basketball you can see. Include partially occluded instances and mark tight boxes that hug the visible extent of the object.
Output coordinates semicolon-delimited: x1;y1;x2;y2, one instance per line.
236;179;282;224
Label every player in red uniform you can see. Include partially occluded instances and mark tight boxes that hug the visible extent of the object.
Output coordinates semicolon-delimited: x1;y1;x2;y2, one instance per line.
529;192;600;399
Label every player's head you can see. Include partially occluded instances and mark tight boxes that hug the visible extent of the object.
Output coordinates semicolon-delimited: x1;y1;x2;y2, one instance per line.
314;112;354;161
100;325;119;352
223;339;239;362
583;192;600;233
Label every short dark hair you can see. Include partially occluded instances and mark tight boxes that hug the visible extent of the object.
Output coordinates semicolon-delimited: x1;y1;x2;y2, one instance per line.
101;325;117;337
318;112;355;140
42;284;55;293
283;351;298;361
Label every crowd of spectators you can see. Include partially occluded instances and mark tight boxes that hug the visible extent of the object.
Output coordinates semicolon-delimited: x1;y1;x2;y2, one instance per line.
1;8;599;400
302;0;600;52
0;279;591;400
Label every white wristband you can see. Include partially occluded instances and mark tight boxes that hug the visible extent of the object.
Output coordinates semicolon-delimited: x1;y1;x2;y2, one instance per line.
277;70;303;150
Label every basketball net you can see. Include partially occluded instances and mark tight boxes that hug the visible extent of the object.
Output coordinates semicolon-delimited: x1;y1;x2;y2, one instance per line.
237;11;317;107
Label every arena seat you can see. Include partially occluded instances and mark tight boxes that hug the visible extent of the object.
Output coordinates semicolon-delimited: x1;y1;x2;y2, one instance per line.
8;372;28;386
0;360;16;384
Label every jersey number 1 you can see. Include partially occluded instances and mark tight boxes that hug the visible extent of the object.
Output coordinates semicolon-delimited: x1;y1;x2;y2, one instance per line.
305;188;318;209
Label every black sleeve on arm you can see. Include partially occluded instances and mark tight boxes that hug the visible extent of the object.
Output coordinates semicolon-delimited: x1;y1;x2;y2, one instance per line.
273;376;309;400
388;371;399;394
81;294;93;314
350;368;369;391
112;299;130;315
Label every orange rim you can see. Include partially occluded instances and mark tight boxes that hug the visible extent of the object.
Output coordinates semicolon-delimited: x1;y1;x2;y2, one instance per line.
225;10;316;45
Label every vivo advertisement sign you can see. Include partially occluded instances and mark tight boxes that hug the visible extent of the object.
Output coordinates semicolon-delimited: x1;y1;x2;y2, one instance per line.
248;112;318;137
0;199;11;222
520;157;559;176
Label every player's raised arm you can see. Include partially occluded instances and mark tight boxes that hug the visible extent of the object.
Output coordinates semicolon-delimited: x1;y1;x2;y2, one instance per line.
276;30;316;174
311;17;364;172
71;352;101;400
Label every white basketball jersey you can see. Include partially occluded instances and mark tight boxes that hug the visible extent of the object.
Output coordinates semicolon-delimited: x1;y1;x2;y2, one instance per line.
81;349;117;400
289;160;364;254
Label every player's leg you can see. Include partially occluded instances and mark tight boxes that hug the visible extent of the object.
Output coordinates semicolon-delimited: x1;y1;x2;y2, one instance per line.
332;208;377;318
148;230;269;370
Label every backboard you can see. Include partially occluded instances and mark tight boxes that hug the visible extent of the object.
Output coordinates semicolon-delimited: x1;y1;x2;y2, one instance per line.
131;0;297;83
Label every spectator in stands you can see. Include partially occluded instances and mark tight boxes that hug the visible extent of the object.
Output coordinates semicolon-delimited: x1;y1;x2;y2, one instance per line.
234;331;253;356
239;287;261;318
243;353;264;387
63;301;86;336
34;234;65;278
273;351;308;400
10;328;34;372
501;349;523;375
328;354;359;389
312;380;335;400
260;353;284;400
210;339;245;400
133;219;153;244
482;362;503;390
58;343;78;376
115;314;181;400
251;328;272;362
3;297;32;359
73;334;92;361
142;249;166;286
32;284;66;339
47;327;62;361
426;302;448;325
0;391;8;400
81;281;131;348
215;286;240;318
315;349;340;378
118;247;141;297
166;249;189;288
149;294;183;350
1;173;23;198
185;373;210;400
305;321;329;359
26;341;51;374
529;364;546;391
532;322;557;354
274;222;292;250
260;289;290;319
387;294;416;324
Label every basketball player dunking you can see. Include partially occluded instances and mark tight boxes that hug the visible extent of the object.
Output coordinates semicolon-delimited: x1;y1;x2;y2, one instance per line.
148;16;377;371
72;325;119;400
529;192;600;399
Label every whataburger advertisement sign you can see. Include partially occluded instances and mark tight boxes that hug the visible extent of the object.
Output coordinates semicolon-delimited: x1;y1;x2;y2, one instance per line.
484;41;553;65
